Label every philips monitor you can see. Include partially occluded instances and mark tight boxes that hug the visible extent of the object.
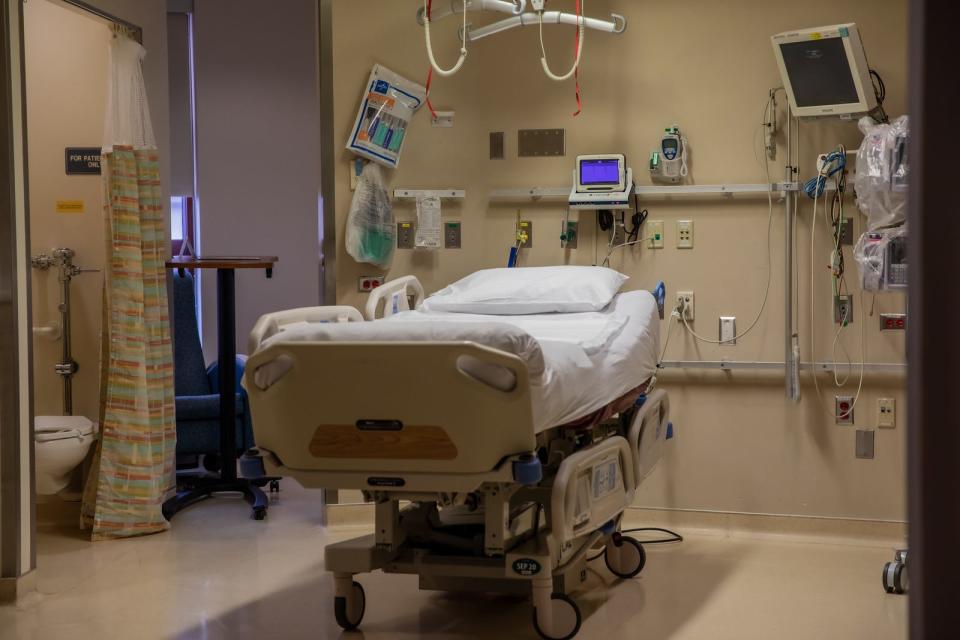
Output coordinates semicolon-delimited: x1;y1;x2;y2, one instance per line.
772;23;877;118
575;155;627;193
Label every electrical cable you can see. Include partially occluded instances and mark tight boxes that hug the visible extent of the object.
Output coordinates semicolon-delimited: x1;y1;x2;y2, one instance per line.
587;527;684;562
677;144;775;346
539;0;585;81
808;147;866;421
424;0;469;77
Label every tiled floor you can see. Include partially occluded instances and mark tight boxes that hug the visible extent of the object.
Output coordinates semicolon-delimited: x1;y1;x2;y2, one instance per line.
2;481;907;640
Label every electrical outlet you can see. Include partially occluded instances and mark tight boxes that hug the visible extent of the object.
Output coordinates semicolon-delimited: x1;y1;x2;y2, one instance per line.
648;220;664;249
444;222;462;249
836;396;855;425
358;275;385;293
562;221;578;249
517;220;533;248
676;291;695;321
880;313;907;331
834;295;854;325
719;316;737;346
397;222;416;249
431;111;455;127
677;220;694;249
878;398;896;429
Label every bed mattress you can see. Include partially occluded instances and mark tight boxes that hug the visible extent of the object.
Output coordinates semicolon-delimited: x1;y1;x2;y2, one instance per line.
387;291;660;433
254;291;660;434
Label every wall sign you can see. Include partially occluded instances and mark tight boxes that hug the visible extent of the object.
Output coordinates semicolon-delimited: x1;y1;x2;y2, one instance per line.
56;200;85;214
65;147;102;175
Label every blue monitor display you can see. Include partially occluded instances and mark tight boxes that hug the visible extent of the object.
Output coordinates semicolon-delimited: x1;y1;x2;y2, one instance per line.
580;159;622;186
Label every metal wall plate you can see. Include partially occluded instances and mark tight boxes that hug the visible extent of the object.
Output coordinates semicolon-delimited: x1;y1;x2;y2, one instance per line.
444;222;462;249
841;218;855;245
834;295;853;325
518;220;533;248
490;132;505;160
397;222;416;249
563;221;578;249
856;430;875;459
518;129;565;157
719;317;737;346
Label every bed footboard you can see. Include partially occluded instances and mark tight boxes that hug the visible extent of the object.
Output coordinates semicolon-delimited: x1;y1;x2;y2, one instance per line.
244;340;537;490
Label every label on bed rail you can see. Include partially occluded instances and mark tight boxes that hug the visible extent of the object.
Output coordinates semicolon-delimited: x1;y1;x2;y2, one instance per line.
592;460;619;500
512;559;542;577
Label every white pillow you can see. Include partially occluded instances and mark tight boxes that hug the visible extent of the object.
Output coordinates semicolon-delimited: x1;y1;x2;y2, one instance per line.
421;266;629;315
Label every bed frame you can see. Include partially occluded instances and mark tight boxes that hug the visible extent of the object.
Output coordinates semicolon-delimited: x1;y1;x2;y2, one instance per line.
243;276;671;640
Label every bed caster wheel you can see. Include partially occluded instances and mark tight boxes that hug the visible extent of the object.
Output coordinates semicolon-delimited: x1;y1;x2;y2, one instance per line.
532;593;581;640
604;534;646;579
883;561;908;595
334;581;366;631
269;480;280;493
253;506;267;521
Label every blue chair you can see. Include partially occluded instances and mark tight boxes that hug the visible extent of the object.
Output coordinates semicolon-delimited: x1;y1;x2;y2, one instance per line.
171;270;255;467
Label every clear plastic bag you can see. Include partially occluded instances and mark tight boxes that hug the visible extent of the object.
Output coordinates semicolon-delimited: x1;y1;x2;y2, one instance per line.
855;115;909;230
854;226;907;292
345;163;395;269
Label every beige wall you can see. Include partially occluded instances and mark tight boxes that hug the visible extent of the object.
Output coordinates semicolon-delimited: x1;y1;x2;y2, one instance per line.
25;0;170;420
331;0;908;521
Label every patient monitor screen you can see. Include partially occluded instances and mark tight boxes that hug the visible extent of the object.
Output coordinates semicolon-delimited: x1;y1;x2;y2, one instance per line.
580;159;622;187
780;38;860;107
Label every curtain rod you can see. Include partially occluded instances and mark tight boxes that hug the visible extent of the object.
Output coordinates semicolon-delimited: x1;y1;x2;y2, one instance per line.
55;0;144;44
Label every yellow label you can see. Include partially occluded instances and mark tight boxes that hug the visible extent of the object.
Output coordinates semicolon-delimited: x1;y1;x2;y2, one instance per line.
56;199;85;214
810;32;823;40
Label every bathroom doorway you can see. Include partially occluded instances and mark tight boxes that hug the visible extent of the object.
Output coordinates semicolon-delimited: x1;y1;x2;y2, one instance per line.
23;0;136;537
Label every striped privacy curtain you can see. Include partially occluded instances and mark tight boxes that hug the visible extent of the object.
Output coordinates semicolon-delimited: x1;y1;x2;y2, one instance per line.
81;36;175;539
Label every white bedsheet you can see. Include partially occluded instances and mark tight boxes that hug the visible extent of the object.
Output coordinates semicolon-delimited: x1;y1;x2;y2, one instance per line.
390;290;660;432
253;291;660;434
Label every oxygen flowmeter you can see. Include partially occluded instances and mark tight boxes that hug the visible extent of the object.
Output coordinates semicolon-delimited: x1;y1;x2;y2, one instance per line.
650;125;689;184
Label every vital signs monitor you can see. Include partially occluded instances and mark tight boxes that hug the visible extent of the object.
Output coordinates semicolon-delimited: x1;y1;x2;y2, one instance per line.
772;23;877;118
569;154;634;209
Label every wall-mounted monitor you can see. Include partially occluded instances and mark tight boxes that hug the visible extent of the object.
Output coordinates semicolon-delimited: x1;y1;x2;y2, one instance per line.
772;23;877;118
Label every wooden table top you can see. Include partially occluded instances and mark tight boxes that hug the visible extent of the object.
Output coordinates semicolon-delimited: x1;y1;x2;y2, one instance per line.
166;256;278;270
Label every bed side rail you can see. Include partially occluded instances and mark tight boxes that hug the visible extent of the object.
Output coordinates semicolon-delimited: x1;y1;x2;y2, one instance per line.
248;305;363;354
365;275;426;320
244;341;537;478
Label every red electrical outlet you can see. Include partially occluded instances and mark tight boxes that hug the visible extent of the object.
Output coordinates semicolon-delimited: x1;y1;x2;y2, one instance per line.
880;313;907;332
358;276;385;293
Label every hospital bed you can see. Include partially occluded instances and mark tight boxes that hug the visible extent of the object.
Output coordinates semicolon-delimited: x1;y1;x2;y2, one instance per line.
243;273;671;640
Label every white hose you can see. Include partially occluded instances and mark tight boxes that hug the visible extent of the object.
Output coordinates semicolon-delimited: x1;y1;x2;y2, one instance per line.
424;0;469;77
538;2;585;82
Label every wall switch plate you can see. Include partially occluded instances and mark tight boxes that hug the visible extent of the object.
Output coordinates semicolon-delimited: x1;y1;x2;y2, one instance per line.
676;291;695;321
677;220;694;249
444;222;462;249
517;220;533;248
397;222;416;249
358;275;385;293
880;313;907;331
856;429;876;459
431;111;455;127
719;316;737;346
648;220;664;249
834;295;854;325
562;221;578;249
878;398;896;428
841;218;855;245
836;396;855;425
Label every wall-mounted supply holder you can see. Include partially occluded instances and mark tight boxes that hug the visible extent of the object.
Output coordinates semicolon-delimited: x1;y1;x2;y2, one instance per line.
393;189;466;200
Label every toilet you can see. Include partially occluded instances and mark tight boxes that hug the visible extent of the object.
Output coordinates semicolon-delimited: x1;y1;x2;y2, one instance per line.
34;415;97;496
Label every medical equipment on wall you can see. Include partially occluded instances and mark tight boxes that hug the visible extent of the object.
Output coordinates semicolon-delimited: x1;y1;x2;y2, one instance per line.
568;154;634;210
419;0;626;81
346;65;426;169
807;144;868;421
415;195;443;249
649;126;689;184
854;115;909;230
345;163;396;269
771;23;879;119
854;227;907;292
